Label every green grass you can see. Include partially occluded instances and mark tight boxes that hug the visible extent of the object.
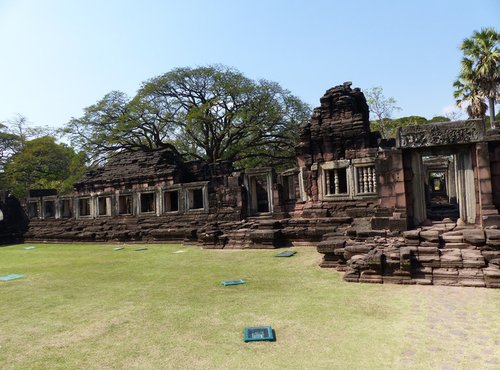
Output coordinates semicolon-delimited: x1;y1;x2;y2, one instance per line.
0;244;499;369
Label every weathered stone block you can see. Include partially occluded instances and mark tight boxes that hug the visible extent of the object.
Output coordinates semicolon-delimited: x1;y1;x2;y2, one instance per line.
420;230;441;242
249;229;281;244
418;246;439;255
458;268;484;278
441;232;464;243
444;242;475;249
403;229;420;239
317;238;346;253
481;250;500;262
359;270;383;284
420;241;440;248
485;229;500;240
483;267;500;288
433;268;459;285
344;244;373;254
462;229;486;245
343;268;360;282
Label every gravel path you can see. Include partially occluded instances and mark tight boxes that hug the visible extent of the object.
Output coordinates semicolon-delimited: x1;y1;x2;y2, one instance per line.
398;285;500;369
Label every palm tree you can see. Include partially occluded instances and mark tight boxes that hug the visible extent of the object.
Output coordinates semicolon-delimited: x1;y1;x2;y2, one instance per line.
454;27;499;129
453;79;487;119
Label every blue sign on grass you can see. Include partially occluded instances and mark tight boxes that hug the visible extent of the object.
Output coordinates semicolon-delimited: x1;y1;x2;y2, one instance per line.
275;250;296;257
0;274;25;281
244;326;275;342
221;279;246;286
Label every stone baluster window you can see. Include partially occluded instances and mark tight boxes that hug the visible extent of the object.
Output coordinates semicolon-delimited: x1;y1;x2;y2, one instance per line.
326;168;348;195
355;166;377;195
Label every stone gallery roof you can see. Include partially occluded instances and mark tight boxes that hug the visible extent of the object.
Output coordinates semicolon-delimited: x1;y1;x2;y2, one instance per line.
75;149;181;188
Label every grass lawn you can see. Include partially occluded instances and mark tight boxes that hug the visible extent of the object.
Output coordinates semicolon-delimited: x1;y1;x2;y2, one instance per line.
1;244;499;369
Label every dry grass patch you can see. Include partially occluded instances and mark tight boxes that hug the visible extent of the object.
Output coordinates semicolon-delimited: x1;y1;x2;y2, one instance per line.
0;244;499;369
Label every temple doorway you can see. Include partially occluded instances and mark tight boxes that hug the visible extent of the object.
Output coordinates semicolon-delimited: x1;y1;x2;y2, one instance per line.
245;171;273;216
410;148;476;226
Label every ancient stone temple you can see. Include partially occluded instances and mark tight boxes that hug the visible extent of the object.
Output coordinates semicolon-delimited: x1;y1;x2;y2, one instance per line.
17;82;500;288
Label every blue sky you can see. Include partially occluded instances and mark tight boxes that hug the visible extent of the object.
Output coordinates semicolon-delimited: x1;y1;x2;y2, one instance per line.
0;0;498;128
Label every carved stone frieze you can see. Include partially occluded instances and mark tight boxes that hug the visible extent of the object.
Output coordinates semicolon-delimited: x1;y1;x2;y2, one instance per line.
397;120;484;148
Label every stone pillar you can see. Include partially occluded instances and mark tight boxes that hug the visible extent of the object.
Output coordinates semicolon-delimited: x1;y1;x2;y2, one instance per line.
456;150;476;224
447;158;457;204
475;142;499;227
411;152;427;226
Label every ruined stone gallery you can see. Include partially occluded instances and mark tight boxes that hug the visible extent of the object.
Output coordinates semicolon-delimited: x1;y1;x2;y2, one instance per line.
11;83;500;287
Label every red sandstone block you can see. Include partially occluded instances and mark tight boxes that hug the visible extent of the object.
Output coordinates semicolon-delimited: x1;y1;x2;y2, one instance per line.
379;187;393;198
396;194;406;208
380;197;396;209
478;167;491;180
394;182;405;194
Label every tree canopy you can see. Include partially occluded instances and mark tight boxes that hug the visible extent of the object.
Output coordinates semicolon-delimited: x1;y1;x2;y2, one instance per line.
3;136;87;197
364;87;401;139
65;65;311;168
0;114;56;171
454;27;499;128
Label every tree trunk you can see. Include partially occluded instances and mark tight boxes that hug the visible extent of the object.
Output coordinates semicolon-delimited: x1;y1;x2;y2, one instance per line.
488;97;495;129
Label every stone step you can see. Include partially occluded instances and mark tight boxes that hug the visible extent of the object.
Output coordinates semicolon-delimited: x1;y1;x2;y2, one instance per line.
483;215;500;228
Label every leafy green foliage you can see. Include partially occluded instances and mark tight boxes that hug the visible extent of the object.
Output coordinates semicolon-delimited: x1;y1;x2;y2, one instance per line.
370;116;448;139
65;65;311;168
428;116;451;123
3;136;87;197
365;87;401;139
0;123;20;170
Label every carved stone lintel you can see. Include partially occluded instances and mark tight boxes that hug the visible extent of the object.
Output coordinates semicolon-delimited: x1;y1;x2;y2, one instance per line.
397;120;484;148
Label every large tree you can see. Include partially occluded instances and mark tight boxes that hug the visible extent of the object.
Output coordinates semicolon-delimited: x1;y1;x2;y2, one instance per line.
0;114;56;171
3;136;87;197
454;27;499;128
65;65;311;168
64;90;180;162
0;123;20;170
365;86;401;139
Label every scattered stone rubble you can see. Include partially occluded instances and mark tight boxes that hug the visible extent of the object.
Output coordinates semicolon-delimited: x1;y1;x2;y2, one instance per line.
317;219;500;288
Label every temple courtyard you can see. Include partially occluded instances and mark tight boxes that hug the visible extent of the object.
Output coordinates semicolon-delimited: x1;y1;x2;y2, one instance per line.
1;244;499;369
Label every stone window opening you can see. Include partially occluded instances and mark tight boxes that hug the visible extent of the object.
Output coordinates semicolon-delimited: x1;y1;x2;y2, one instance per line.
118;194;133;215
282;174;300;201
325;168;348;195
354;166;377;195
245;172;273;215
140;192;156;213
61;199;73;218
27;201;40;219
43;200;56;219
187;188;204;210
97;196;112;217
163;190;179;212
78;198;92;217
